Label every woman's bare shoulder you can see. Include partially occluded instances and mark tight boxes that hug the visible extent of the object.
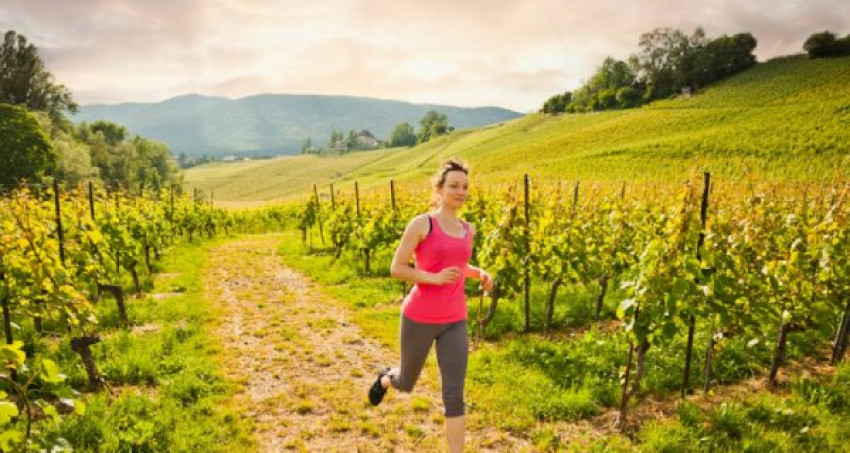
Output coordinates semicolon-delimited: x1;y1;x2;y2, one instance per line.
406;213;431;234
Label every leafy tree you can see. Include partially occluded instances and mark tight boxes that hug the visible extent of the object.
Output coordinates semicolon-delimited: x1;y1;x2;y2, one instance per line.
0;30;77;119
89;120;128;146
77;122;180;190
83;128;110;177
541;91;571;114
388;122;417;147
107;141;137;190
590;58;638;91
804;30;850;58
571;58;641;111
615;86;642;108
629;27;703;100
133;136;181;192
326;130;346;152
0;103;55;185
695;33;757;86
417;110;450;143
347;130;358;149
300;137;312;153
53;131;93;185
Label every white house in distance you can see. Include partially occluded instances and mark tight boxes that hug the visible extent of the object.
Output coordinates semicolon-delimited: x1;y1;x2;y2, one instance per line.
355;130;380;148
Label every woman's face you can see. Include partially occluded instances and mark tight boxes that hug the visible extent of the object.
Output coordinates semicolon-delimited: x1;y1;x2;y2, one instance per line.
438;170;469;209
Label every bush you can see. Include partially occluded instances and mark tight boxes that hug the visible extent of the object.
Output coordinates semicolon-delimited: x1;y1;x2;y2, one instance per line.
803;31;850;58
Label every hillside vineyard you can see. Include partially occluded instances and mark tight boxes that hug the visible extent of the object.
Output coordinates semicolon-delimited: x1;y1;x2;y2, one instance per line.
300;174;849;427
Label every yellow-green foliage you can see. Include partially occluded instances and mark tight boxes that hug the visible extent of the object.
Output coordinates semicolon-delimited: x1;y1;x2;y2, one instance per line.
187;56;850;203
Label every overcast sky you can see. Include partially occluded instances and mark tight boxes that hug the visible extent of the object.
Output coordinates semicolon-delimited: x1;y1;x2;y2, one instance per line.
1;0;848;112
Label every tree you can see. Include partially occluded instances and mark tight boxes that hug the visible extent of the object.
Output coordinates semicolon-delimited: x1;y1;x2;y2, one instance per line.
580;57;641;111
541;91;571;114
54;131;93;185
417;110;450;143
0;30;77;119
615;86;642;108
89;120;128;146
589;58;637;92
76;122;180;190
301;137;312;153
83;128;110;177
388;122;417;147
346;130;358;149
695;33;757;86
107;141;137;190
0;103;55;185
326;130;346;153
133;136;180;192
804;31;850;58
630;28;704;100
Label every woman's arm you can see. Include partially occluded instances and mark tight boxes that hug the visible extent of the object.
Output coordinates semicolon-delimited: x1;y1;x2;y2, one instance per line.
464;265;482;279
390;215;461;285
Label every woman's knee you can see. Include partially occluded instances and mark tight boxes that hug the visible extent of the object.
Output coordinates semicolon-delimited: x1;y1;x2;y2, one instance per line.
395;381;415;393
391;373;416;393
444;397;465;417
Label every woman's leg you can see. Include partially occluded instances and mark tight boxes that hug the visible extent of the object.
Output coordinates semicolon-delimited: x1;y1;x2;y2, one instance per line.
446;416;465;453
435;320;468;453
386;315;436;392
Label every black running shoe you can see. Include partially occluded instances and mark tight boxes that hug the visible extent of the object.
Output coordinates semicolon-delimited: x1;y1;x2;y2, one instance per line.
369;368;390;406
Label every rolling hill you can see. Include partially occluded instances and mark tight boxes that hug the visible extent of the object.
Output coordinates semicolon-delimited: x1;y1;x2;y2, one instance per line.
186;55;850;205
73;94;522;157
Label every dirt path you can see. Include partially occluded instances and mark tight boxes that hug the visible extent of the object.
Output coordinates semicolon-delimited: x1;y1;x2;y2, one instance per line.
205;236;526;452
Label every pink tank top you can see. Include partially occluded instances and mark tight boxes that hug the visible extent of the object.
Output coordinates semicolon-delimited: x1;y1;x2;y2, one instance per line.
402;214;473;324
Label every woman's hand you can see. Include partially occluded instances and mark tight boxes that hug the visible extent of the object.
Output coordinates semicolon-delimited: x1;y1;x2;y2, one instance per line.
429;266;462;285
479;270;493;293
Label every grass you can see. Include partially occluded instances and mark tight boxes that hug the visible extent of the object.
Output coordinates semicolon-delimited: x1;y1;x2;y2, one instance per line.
27;239;256;452
274;225;850;450
187;55;850;205
634;369;850;452
184;148;399;207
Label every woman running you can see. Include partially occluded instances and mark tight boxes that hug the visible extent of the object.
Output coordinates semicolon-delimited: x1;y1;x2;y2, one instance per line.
368;159;492;453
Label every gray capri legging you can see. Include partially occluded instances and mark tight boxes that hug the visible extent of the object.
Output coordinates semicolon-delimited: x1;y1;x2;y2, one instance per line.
388;314;468;417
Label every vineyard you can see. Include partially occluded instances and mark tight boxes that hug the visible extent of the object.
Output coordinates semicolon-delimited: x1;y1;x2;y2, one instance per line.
0;182;292;451
5;8;850;451
3;56;850;451
284;173;850;450
2;170;849;451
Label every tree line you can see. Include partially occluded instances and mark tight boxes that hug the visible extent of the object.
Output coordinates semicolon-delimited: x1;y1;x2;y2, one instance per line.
543;28;850;115
0;30;181;191
302;129;381;155
542;27;758;114
804;30;850;58
389;110;454;147
300;109;455;155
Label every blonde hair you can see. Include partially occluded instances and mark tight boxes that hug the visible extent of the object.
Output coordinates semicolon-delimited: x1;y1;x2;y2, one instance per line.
430;158;469;208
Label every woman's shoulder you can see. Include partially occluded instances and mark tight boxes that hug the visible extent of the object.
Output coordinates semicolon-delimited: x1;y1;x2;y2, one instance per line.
406;213;432;233
411;212;432;224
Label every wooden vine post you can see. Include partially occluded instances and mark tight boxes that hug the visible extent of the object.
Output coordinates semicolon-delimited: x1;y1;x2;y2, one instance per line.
523;174;530;332
683;172;710;397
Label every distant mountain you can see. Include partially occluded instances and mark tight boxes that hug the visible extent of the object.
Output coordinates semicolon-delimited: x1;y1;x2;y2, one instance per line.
73;94;523;157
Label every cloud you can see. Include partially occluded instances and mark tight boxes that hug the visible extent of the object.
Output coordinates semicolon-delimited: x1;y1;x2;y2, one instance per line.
1;0;848;111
